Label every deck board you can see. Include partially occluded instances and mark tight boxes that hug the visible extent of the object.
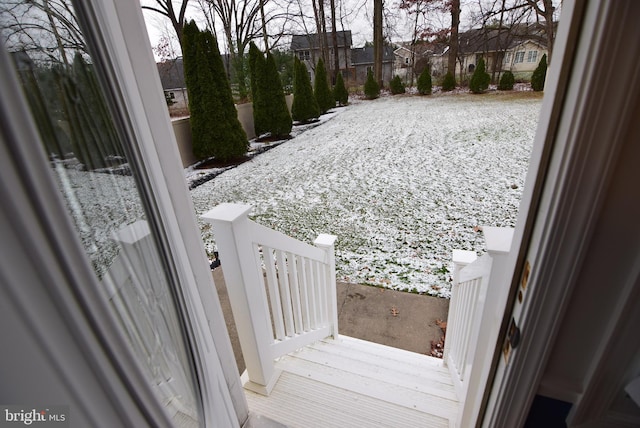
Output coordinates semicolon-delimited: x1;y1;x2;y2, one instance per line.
245;336;459;427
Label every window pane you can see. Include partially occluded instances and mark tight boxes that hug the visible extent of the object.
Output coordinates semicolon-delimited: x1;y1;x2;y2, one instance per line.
1;1;201;425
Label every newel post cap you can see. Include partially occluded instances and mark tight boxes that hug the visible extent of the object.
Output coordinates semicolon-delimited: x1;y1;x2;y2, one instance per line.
201;203;252;223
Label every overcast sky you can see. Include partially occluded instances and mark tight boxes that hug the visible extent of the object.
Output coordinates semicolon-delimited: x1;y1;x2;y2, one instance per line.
141;0;466;58
141;0;543;59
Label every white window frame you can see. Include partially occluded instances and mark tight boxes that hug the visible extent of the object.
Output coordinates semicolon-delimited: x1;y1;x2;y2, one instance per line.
514;51;525;63
527;50;538;63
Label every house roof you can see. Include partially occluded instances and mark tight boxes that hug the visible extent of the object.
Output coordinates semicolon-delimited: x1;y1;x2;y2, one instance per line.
290;31;352;51
394;41;444;57
156;55;234;90
351;46;395;65
157;57;185;90
457;23;553;55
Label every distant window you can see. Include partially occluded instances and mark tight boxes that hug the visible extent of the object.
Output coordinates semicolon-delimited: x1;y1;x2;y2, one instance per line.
405;57;410;64
169;92;175;99
298;50;310;61
504;52;511;63
527;50;538;63
468;64;475;73
514;51;525;63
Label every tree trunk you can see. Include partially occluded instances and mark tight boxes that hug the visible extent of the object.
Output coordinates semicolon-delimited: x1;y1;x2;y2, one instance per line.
330;0;339;83
373;0;383;87
448;0;460;80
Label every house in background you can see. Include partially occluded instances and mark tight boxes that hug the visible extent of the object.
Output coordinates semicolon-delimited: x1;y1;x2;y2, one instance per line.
290;30;353;83
393;41;445;84
456;25;550;82
157;57;188;113
428;24;552;84
350;45;395;85
2;1;640;428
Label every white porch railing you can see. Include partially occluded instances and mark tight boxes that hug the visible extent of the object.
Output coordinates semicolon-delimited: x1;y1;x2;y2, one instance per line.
202;203;338;395
444;226;514;427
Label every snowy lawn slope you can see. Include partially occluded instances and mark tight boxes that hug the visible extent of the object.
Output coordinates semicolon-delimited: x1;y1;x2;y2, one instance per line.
191;92;542;297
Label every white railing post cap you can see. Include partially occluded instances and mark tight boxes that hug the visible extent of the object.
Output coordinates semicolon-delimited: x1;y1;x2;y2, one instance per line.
314;234;337;247
453;249;477;265
483;226;515;255
201;203;252;223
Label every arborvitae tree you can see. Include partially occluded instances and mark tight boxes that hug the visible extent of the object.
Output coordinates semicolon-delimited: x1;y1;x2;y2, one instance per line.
390;75;405;94
442;71;456;91
498;70;515;90
469;58;490;94
182;21;247;161
314;58;334;113
291;57;320;123
250;47;269;136
248;42;261;101
417;67;432;95
531;54;547;91
364;69;380;99
333;72;348;106
263;52;292;137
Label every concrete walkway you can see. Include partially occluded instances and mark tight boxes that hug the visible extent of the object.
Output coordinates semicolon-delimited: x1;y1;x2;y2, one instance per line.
212;267;449;374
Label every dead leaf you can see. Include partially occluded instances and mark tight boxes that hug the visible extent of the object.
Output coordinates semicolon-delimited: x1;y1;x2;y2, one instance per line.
391;306;399;317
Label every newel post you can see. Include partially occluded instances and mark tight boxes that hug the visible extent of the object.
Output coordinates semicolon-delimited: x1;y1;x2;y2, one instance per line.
314;234;338;339
201;203;279;395
444;249;478;365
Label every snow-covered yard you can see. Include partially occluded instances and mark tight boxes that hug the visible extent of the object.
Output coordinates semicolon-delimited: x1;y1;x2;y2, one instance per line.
192;92;542;297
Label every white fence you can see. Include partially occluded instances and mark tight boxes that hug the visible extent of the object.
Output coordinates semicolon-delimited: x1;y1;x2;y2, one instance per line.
202;203;337;395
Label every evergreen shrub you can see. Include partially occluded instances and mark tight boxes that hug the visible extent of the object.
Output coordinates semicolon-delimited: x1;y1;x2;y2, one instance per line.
442;71;456;91
364;69;380;99
291;57;320;123
182;21;247;161
390;75;405;94
314;58;334;113
333;72;348;106
469;58;490;93
531;54;547;91
417;67;432;95
498;70;515;90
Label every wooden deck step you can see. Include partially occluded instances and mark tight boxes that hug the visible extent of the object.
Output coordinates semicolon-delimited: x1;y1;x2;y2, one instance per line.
245;336;459;427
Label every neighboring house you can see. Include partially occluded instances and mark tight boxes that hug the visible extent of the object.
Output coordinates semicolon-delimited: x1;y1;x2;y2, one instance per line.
156;54;236;113
157;57;188;111
456;25;550;82
3;2;640;428
350;45;395;85
426;24;553;83
393;41;444;84
290;31;353;82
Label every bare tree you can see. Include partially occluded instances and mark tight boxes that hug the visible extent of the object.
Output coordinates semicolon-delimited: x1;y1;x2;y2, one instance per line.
141;0;190;46
524;0;555;61
1;0;85;65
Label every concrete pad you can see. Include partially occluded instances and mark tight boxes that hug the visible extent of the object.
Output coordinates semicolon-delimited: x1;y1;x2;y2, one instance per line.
337;282;449;355
212;268;450;373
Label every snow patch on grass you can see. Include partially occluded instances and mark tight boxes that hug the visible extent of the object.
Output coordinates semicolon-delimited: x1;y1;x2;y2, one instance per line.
191;94;541;297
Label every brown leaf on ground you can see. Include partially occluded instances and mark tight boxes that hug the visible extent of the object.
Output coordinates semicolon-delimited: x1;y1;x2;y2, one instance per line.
430;319;448;359
390;306;399;317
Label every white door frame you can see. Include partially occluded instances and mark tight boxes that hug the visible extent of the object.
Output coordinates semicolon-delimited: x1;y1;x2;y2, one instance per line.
0;0;247;426
481;1;640;426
